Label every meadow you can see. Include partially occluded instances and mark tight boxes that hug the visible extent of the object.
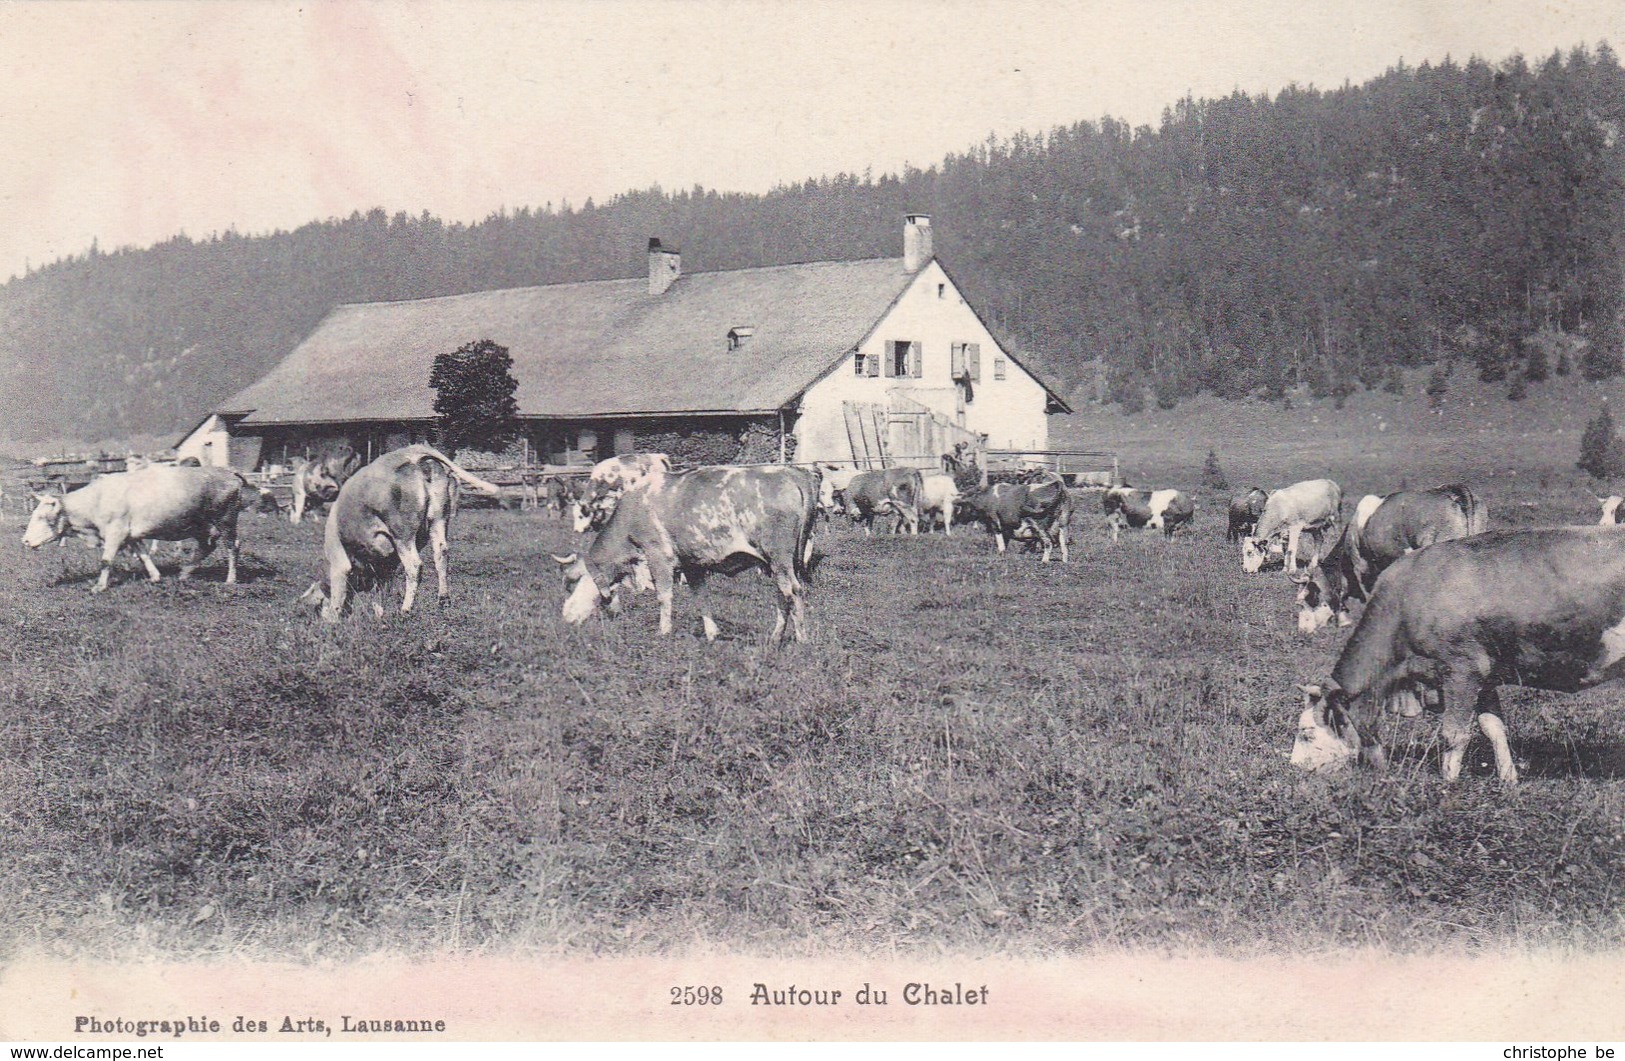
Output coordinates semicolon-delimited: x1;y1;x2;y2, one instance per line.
2;425;1623;964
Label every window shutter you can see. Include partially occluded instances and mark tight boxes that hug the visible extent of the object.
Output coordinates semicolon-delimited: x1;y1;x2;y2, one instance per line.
951;343;965;378
866;350;880;377
968;343;982;382
910;341;922;378
882;341;895;378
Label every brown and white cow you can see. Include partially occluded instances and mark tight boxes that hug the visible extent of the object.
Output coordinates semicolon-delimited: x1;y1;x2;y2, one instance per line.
1242;479;1342;573
844;468;923;535
551;464;820;643
1293;524;1625;784
1291;485;1488;634
23;465;247;592
298;445;502;622
1226;487;1269;541
289;447;361;525
1102;485;1195;541
571;453;673;533
958;471;1073;561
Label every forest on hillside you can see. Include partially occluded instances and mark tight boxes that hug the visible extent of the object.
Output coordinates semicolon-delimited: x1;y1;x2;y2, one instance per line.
2;44;1623;441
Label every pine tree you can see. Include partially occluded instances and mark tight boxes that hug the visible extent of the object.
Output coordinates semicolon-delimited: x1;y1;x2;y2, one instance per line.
1201;448;1228;491
1578;404;1622;479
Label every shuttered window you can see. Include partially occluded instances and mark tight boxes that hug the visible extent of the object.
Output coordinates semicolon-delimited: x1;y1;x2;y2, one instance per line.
967;343;981;383
994;357;1007;380
909;341;922;378
886;340;921;378
951;342;966;378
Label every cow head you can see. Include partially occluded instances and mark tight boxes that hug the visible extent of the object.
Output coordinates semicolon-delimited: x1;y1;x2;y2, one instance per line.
1288;565;1348;635
304;462;344;503
23;494;70;549
1598;494;1624;525
1291;684;1360;771
571;482;620;534
552;552;613;624
1241;535;1286;574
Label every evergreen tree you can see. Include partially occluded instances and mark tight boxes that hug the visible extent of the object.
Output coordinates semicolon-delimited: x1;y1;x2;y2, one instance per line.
430;339;521;455
1578;404;1623;479
1201;448;1228;491
1425;363;1450;413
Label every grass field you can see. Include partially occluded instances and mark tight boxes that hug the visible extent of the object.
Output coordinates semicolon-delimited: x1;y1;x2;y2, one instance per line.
3;429;1624;964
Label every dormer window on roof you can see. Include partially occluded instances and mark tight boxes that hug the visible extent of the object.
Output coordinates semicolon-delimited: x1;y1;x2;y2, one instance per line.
727;327;755;351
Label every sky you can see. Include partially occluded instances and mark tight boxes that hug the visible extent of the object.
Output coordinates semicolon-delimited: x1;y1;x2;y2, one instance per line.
1;0;1622;281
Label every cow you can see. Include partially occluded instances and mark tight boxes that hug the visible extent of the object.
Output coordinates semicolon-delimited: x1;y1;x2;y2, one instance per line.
844;468;923;535
1291;485;1488;635
958;471;1073;561
23;465;248;592
289;447;361;525
816;463;863;520
1226;487;1269;542
1102;485;1195;541
572;453;673;533
1291;524;1625;784
1242;479;1343;574
551;464;820;643
1597;495;1623;525
297;445;502;622
918;473;960;534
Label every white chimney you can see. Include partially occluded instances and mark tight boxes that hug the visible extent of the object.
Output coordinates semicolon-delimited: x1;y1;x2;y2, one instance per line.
903;213;933;272
648;237;681;295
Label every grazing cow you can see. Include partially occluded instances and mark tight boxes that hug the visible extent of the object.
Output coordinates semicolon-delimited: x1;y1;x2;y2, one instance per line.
918;473;960;534
1597;495;1623;525
958;471;1073;561
1292;524;1625;784
572;453;673;533
290;447;361;525
844;468;924;535
1242;479;1342;573
1292;485;1488;634
23;465;247;592
298;445;502;622
816;464;862;519
1102;485;1195;541
1226;487;1269;541
551;464;820;643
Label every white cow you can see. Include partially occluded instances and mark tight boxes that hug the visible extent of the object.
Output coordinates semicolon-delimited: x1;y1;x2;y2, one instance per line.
919;473;960;534
1597;494;1623;525
1242;479;1343;573
23;465;247;592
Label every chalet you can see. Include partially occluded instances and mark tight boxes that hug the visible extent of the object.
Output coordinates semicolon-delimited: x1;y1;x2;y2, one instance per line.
180;216;1069;469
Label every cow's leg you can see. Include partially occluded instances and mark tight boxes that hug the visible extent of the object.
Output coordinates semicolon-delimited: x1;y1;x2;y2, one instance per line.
769;564;805;644
1034;522;1056;562
1438;673;1489;782
650;558;678;636
428;516;450;598
134;539;163;583
179;530;218;581
1285;524;1303;572
1057;523;1070;563
290;490;305;525
94;525;131;593
943;499;953;537
323;548;353;624
992;526;1007;553
396;536;424;613
1474;687;1517;783
685;570;720;642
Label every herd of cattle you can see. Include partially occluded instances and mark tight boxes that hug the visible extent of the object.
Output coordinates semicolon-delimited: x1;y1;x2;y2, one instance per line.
19;444;1625;787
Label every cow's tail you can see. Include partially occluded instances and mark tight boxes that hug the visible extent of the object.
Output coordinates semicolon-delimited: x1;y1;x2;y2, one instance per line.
407;445;504;495
1440;483;1488;536
795;470;821;583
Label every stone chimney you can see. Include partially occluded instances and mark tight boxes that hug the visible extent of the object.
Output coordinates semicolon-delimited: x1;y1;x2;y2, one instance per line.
903;213;933;272
648;237;681;295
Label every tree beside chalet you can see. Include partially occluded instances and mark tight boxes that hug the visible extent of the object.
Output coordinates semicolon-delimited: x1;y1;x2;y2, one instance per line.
181;215;1069;469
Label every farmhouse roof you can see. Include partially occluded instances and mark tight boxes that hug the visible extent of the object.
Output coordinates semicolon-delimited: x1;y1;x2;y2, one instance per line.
223;257;980;425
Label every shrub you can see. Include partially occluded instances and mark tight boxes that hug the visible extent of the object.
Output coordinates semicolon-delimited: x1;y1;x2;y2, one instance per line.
1578;405;1625;480
1201;449;1228;492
